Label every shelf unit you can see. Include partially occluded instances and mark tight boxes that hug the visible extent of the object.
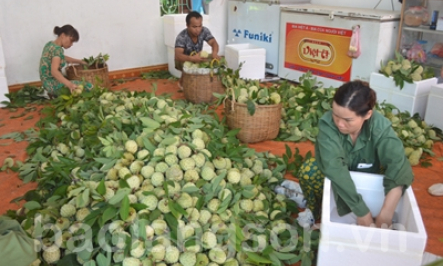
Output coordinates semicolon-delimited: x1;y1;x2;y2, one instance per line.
396;0;443;75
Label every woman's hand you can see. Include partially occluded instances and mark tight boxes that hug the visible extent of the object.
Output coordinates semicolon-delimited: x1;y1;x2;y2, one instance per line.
375;186;403;228
356;212;374;227
375;211;394;228
68;82;77;93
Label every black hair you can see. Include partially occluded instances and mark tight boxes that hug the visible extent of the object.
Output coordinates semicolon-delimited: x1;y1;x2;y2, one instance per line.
333;80;377;117
186;11;203;26
53;25;79;42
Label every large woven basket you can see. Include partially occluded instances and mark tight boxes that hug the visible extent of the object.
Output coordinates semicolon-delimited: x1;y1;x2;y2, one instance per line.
225;98;282;143
182;72;225;104
66;64;110;88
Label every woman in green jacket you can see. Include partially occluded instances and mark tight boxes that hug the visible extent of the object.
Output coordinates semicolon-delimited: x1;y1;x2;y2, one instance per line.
281;80;414;228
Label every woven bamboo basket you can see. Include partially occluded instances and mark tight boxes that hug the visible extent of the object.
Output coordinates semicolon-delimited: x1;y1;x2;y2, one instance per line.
182;72;225;104
225;98;282;143
66;64;110;88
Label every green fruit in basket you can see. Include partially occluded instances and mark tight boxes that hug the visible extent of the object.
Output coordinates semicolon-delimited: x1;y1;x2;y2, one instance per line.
72;88;82;96
200;50;209;58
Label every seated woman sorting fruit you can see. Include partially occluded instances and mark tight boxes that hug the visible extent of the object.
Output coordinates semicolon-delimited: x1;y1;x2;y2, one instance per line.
39;24;91;97
277;80;414;228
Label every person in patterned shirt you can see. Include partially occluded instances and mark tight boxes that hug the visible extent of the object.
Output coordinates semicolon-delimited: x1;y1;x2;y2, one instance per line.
39;25;88;97
175;11;220;89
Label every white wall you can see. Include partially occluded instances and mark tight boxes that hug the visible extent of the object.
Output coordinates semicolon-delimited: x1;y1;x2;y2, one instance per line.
208;0;229;56
311;0;402;11
0;0;401;86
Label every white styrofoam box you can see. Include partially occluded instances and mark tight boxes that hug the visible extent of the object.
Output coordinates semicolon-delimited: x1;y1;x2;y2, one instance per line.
0;36;5;77
163;14;210;48
373;87;429;118
167;46;181;78
436;17;443;31
317;171;427;266
424;83;443;130
0;77;10;107
0;37;9;107
370;72;437;97
370;72;438;118
225;43;266;80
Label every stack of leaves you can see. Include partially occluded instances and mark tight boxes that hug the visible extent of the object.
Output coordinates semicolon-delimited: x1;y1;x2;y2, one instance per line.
379;51;435;89
1;86;318;266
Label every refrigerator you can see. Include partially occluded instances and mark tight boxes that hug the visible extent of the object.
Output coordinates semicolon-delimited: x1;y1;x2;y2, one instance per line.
278;5;400;88
227;0;310;75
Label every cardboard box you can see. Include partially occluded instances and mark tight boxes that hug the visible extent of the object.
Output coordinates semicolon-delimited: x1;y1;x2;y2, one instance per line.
370;72;438;118
424;83;443;130
225;44;266;80
317;171;427;266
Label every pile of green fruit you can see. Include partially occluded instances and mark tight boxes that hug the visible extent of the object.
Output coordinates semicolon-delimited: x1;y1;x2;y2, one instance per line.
2;87;317;266
379;51;434;89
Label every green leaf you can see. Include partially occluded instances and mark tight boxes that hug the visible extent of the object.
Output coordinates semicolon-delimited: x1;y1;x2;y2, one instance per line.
245;251;272;264
108;188;131;205
23;201;41;210
164;212;178;241
96;179;106;196
246;99;256;116
140;117;160;129
100;206;118;227
83;260;96;266
77;188;91;208
181;186;200;194
56;253;81;266
131;203;148;211
272;251;299;260
269;253;284;266
119;195;130;220
95;252;109;266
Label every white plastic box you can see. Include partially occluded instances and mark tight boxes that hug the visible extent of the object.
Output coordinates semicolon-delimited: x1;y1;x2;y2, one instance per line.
370;72;438;118
317;171;427;266
225;43;266;80
0;37;10;107
424;83;443;130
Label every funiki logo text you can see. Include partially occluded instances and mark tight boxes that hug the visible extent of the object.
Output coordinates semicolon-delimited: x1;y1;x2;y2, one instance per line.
232;29;272;43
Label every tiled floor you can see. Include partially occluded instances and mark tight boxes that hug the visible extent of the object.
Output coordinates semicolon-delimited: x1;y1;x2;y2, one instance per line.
0;78;442;262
